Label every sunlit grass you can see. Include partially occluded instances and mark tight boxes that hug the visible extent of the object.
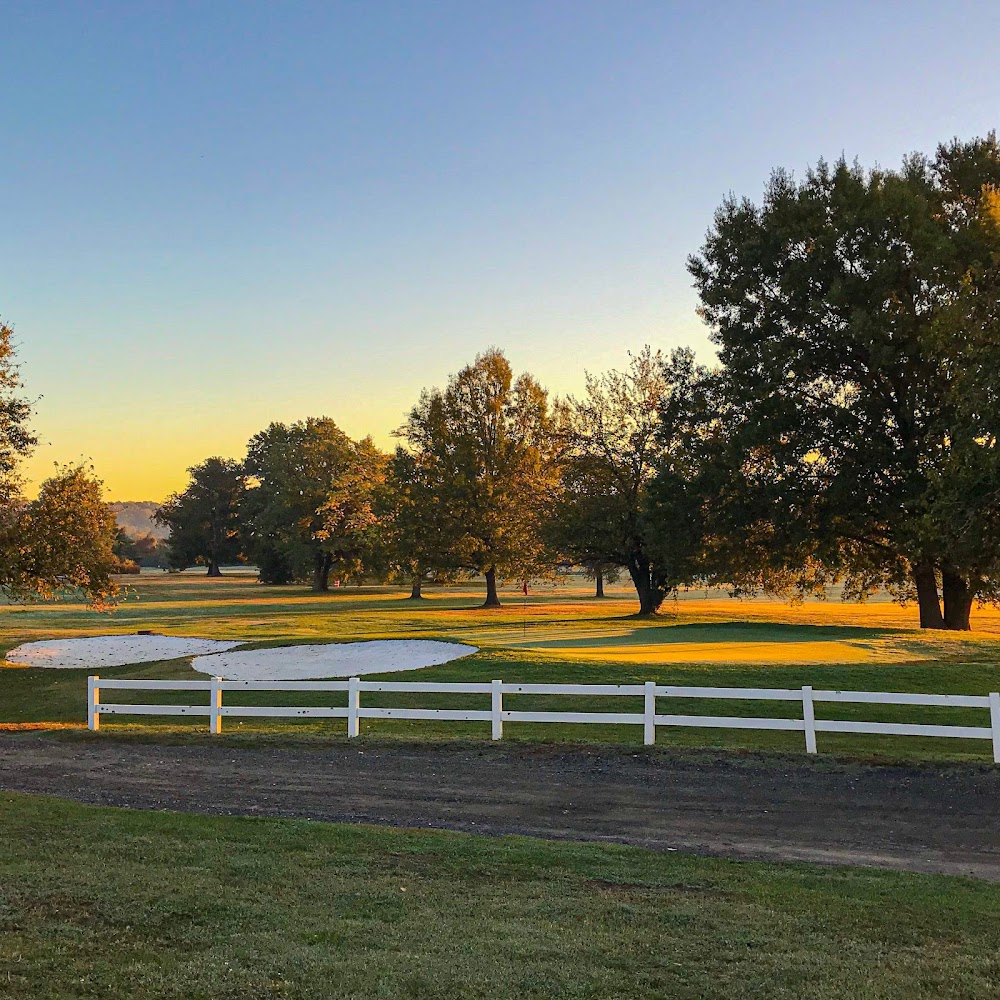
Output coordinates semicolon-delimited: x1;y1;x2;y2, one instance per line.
4;572;1000;657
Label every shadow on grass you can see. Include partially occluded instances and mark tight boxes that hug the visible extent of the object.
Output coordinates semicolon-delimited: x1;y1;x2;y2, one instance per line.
526;620;906;650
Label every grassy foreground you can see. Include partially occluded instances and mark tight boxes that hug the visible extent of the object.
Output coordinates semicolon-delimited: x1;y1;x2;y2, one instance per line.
3;573;1000;761
1;792;998;999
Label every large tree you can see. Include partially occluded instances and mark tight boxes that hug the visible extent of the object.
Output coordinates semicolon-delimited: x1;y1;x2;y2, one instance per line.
401;349;560;607
0;319;119;606
690;135;1000;629
553;347;708;616
315;436;389;587
384;446;466;599
154;457;245;575
241;418;387;591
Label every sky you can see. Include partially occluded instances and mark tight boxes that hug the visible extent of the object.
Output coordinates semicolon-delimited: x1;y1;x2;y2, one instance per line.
3;1;1000;501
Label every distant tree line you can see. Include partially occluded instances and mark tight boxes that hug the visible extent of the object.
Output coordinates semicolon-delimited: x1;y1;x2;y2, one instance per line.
111;529;170;572
156;136;1000;630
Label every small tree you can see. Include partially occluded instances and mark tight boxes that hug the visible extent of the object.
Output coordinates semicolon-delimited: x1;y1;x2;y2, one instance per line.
584;561;621;598
12;465;120;606
155;457;245;576
0;319;118;607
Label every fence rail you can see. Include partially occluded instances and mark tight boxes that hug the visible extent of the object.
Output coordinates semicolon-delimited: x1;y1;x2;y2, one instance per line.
85;675;1000;761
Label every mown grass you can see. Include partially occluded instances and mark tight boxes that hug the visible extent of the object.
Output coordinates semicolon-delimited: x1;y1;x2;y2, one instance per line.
2;573;1000;762
1;792;998;999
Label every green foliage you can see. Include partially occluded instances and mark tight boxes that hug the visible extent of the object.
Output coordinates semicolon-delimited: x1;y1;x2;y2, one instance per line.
554;347;709;615
13;465;121;607
0;320;36;512
383;446;467;596
401;349;560;606
315;435;389;585
241;418;388;590
154;457;245;575
690;134;1000;629
0;320;119;607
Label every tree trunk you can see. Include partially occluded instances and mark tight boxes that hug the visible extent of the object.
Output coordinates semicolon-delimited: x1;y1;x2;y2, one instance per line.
942;568;974;631
409;574;423;599
482;565;501;608
912;561;945;630
206;559;222;577
595;572;605;599
626;558;660;616
312;553;332;592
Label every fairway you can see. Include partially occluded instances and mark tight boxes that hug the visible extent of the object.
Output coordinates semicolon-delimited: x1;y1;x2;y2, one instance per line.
4;571;1000;660
3;573;1000;762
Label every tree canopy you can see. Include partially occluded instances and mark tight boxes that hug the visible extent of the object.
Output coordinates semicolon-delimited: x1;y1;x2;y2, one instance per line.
15;465;120;604
401;349;559;607
554;347;709;615
689;134;1000;629
0;320;119;607
383;446;466;598
154;457;245;575
241;418;387;590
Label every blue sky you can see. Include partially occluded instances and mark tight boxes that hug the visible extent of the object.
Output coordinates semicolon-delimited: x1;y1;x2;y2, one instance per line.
2;1;999;498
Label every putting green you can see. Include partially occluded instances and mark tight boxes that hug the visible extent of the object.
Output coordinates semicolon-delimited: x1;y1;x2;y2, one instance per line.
524;639;880;664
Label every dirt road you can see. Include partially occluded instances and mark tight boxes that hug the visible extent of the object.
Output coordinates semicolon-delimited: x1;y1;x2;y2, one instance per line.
2;734;998;880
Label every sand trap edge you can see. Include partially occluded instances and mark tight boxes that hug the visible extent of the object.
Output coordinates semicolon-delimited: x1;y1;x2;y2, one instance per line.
5;635;242;670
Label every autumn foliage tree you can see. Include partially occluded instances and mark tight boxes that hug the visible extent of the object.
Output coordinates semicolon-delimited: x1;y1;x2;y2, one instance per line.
315;436;389;586
401;349;560;607
15;465;120;603
0;319;119;606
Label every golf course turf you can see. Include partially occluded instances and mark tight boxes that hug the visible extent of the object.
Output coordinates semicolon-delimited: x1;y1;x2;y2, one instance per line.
3;574;1000;997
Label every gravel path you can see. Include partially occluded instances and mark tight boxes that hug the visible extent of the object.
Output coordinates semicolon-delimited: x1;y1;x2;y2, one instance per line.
2;734;999;880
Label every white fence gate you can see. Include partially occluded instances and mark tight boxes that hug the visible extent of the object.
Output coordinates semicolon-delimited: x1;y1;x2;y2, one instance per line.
86;675;1000;761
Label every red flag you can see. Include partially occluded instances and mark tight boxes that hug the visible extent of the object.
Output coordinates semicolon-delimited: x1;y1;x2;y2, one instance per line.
522;580;528;596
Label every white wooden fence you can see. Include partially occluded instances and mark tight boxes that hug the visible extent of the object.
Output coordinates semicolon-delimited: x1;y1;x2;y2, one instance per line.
86;675;1000;761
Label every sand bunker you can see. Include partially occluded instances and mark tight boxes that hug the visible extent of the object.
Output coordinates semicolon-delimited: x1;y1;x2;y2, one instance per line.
5;635;241;670
192;640;478;681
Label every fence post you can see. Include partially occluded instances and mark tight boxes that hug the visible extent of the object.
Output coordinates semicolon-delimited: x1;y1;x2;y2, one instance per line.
643;681;656;746
210;676;223;735
88;675;100;732
990;692;1000;765
347;676;360;738
802;685;817;754
491;679;503;740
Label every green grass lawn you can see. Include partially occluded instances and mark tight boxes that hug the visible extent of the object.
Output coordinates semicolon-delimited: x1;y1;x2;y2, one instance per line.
2;792;998;999
3;573;1000;762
